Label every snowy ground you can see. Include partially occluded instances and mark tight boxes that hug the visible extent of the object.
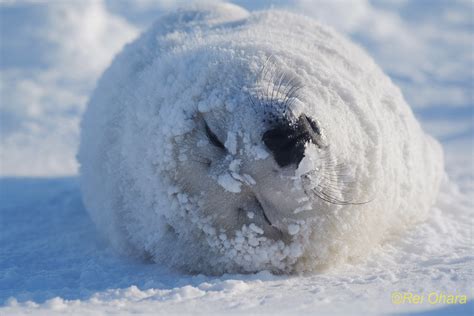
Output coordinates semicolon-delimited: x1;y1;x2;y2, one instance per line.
0;1;473;315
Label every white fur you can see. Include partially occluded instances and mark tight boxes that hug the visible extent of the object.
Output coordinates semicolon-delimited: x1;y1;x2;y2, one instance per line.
78;3;443;274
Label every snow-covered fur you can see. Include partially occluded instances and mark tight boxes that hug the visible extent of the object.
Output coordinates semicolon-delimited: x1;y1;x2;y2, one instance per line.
78;3;443;274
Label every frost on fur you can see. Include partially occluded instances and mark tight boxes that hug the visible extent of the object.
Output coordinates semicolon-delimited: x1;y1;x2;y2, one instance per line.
78;3;443;274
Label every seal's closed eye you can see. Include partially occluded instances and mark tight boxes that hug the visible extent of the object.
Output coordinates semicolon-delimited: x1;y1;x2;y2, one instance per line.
204;121;226;150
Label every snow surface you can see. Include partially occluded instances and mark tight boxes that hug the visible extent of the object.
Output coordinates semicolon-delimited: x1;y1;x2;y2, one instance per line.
1;0;473;315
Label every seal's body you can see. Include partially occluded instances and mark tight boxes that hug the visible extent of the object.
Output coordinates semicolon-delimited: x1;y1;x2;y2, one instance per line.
79;4;443;274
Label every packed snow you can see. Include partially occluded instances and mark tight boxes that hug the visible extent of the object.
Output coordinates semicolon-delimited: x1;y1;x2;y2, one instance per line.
0;1;472;315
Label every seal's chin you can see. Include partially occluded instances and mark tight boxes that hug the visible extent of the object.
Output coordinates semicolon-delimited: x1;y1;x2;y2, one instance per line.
230;189;293;240
238;180;314;241
252;196;289;240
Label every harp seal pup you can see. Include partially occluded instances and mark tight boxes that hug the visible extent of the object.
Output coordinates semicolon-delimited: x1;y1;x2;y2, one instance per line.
78;3;443;274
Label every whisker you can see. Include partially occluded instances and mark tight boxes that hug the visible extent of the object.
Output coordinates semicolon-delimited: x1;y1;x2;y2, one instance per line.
250;55;304;122
300;152;374;205
308;188;352;205
248;94;259;114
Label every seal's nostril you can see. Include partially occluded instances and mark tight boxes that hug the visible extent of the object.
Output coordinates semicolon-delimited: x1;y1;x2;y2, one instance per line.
262;121;308;168
262;114;322;168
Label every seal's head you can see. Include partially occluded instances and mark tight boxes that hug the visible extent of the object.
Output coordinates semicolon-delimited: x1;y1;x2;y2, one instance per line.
79;4;443;274
172;59;343;243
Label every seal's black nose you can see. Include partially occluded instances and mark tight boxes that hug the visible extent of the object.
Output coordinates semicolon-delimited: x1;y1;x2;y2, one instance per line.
262;115;321;168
